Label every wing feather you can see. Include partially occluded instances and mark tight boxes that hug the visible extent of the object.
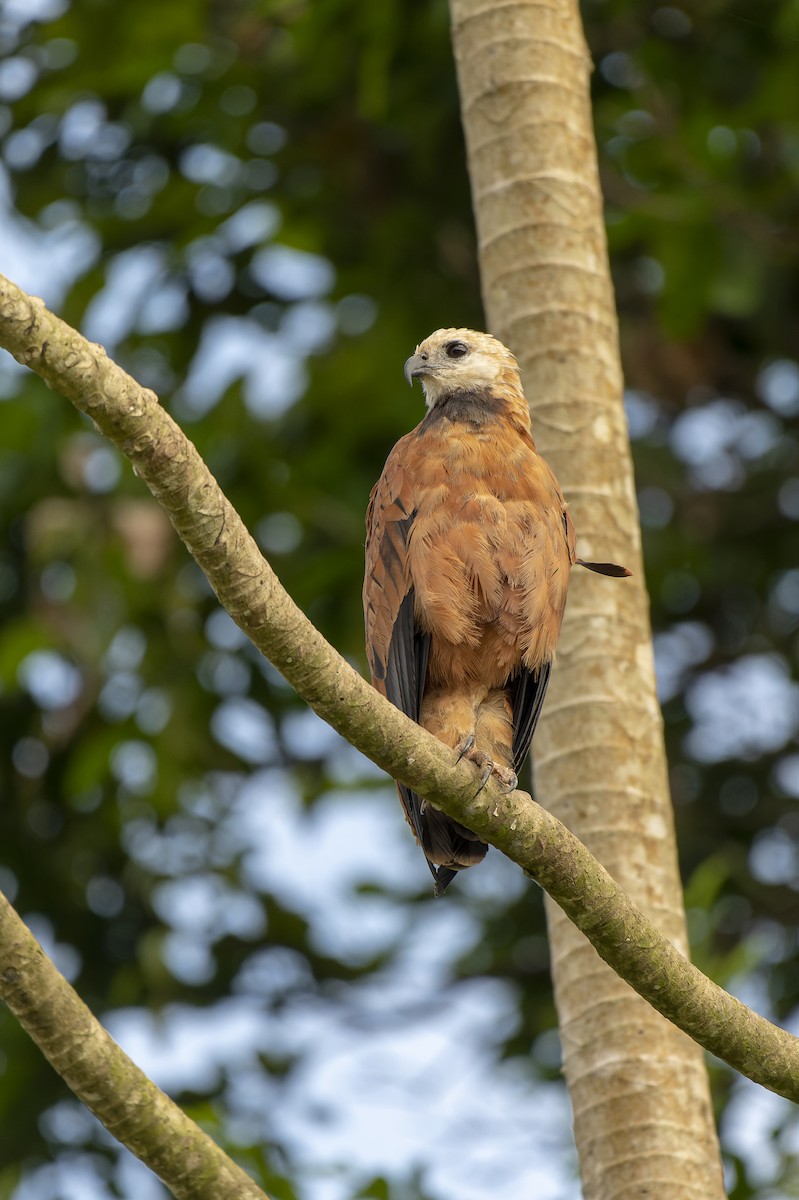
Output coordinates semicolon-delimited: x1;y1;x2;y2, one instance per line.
364;440;481;894
510;662;552;774
364;447;442;888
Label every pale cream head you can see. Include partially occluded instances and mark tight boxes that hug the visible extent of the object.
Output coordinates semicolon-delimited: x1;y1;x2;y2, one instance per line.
403;328;520;409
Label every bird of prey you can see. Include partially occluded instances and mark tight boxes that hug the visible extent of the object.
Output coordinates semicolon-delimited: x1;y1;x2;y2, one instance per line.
363;328;629;894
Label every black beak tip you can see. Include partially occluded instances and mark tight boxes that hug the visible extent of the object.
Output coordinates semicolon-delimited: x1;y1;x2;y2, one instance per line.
403;359;415;388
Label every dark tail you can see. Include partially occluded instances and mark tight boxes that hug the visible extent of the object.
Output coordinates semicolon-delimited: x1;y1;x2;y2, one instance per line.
398;782;487;895
577;559;632;577
433;866;458;897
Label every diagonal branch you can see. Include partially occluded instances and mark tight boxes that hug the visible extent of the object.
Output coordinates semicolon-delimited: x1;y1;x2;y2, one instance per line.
0;890;270;1199
2;271;799;1124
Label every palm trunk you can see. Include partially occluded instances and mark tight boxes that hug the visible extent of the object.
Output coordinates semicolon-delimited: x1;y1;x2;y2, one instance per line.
448;0;724;1194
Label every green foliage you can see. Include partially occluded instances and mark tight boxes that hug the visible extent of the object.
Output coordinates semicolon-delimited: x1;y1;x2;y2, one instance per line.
1;0;799;1197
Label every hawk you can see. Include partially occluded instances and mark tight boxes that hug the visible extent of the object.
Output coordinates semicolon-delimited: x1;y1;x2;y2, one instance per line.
363;328;629;894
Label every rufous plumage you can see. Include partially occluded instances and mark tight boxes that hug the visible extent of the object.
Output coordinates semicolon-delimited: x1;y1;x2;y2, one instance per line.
363;329;629;894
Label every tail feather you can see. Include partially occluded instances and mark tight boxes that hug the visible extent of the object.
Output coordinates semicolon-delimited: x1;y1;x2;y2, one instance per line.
420;804;487;868
577;559;632;577
433;866;458;897
397;781;488;894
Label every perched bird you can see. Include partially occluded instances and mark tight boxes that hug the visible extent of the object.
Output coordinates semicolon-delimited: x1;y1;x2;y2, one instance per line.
363;329;629;894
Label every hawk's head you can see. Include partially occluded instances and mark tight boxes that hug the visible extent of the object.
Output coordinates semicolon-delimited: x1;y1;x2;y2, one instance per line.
404;328;521;409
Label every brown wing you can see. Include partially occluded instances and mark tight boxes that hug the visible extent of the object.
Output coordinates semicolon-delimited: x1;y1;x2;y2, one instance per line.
364;439;485;895
363;437;429;722
364;439;441;883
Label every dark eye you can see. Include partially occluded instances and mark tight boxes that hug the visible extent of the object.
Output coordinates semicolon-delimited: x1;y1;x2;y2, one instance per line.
445;340;469;359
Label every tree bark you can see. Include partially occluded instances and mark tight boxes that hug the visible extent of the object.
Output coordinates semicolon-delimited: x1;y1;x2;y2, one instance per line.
448;0;725;1195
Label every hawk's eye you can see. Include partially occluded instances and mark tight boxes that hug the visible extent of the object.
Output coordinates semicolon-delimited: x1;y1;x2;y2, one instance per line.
445;340;469;358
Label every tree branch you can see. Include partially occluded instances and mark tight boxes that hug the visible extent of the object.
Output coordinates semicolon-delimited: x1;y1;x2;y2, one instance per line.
0;890;269;1198
2;271;799;1120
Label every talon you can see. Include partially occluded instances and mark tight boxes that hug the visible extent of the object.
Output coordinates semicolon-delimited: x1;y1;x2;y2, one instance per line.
464;747;494;794
475;758;494;796
455;734;476;763
457;738;517;796
471;751;517;796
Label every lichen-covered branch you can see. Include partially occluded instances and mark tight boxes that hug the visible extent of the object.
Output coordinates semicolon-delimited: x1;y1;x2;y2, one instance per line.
1;271;799;1124
0;890;268;1199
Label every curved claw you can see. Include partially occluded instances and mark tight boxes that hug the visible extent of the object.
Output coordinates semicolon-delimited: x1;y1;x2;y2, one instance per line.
476;763;517;795
497;770;518;794
457;739;518;796
455;734;476;763
474;759;494;796
470;752;518;797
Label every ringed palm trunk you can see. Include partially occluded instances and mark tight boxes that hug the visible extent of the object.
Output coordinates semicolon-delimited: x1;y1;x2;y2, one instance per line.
448;0;725;1195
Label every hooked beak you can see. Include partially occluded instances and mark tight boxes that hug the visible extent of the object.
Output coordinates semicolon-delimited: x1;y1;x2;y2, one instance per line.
403;353;432;388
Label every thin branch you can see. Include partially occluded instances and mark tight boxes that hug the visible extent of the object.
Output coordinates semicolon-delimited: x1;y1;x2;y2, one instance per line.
2;271;799;1113
0;891;268;1198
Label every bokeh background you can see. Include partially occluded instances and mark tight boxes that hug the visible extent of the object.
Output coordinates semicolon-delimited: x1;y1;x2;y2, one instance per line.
1;0;799;1197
